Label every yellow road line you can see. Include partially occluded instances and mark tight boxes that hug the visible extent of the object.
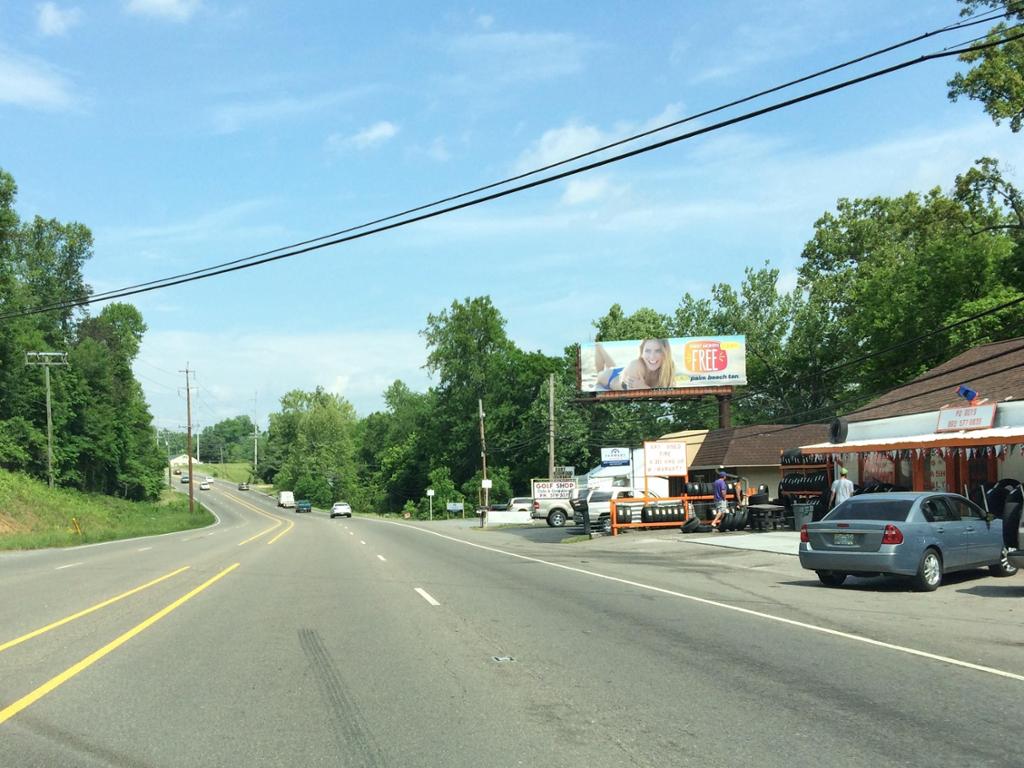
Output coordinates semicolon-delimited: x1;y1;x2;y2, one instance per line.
266;517;294;545
0;566;191;654
227;492;293;546
0;563;240;726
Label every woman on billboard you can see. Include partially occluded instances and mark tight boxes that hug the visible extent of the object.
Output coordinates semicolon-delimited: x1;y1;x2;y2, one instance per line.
595;338;676;390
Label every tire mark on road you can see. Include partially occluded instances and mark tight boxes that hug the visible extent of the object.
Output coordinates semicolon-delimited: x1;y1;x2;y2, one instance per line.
298;628;386;767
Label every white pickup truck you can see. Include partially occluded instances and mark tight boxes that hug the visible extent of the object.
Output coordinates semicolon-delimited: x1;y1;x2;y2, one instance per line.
531;496;575;527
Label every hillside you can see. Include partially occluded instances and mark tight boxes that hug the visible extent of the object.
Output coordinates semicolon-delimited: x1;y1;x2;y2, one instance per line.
0;470;214;550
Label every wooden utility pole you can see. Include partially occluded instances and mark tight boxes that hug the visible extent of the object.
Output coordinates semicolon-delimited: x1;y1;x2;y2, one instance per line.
25;352;68;488
181;365;195;514
548;373;556;480
479;398;488;529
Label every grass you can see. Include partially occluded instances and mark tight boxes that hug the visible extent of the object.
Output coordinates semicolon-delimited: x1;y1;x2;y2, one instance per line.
198;463;254;484
0;470;214;551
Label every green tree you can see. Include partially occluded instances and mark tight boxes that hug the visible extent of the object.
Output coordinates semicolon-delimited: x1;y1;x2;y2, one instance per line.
948;1;1024;132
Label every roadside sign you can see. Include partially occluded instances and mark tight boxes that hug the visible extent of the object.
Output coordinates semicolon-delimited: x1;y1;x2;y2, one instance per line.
601;447;630;466
643;441;688;477
553;465;575;480
532;479;576;499
936;403;997;432
481;479;492;489
446;502;464;512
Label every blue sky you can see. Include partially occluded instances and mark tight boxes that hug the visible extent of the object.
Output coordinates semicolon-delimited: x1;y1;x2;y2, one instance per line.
3;0;1022;431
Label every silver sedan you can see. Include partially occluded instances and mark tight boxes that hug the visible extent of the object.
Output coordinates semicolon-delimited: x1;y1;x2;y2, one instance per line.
798;492;1018;591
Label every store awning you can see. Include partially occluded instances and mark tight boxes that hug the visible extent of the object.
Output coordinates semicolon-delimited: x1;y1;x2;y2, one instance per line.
799;426;1024;455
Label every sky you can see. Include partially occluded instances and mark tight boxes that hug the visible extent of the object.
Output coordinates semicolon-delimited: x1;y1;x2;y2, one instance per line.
3;0;1023;432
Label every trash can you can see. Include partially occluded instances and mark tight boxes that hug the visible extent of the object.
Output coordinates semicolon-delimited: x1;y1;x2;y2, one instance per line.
792;502;815;531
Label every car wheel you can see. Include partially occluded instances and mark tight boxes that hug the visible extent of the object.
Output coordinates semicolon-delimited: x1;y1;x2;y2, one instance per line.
601;516;612;534
547;510;566;528
990;546;1019;578
912;548;942;592
816;570;847;587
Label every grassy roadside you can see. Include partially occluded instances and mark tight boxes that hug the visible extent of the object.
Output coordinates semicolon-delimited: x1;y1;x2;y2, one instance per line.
0;470;214;550
195;462;253;484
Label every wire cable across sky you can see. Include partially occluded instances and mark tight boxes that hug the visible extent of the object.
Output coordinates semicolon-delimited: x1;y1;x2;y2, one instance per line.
2;17;1022;322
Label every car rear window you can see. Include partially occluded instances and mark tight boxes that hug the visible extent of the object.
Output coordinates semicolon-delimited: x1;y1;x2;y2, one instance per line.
827;499;913;521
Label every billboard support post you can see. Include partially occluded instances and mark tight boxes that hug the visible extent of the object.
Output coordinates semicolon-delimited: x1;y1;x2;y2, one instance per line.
718;394;731;429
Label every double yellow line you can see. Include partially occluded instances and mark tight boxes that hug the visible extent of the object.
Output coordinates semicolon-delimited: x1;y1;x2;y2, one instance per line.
0;563;238;726
227;491;295;546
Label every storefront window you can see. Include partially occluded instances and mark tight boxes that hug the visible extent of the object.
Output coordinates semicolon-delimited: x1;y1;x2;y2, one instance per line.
861;453;912;489
923;451;949;492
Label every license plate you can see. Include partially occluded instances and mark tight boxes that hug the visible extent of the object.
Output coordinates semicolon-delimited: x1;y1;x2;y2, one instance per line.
833;533;856;546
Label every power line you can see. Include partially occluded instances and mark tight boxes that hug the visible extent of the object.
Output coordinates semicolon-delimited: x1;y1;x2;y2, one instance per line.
2;27;1021;322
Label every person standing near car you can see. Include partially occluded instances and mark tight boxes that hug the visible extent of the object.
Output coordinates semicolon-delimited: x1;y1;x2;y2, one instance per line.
711;470;729;530
829;467;854;509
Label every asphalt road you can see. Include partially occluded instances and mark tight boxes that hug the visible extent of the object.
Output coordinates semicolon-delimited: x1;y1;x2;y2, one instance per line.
2;482;1022;767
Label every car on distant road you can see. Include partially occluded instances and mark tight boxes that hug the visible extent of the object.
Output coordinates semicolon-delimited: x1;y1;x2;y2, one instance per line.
277;491;295;508
506;497;533;513
295;499;312;513
330;501;352;518
173;468;182;475
799;492;1018;591
199;481;211;490
180;475;190;484
237;482;249;490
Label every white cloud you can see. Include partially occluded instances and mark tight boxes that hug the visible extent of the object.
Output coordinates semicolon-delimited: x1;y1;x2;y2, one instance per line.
515;121;606;173
426;136;450;162
0;49;75;109
327;120;399;152
560;177;622;206
476;14;494;30
138;328;430;421
125;0;200;22
37;3;82;36
211;90;370;134
516;104;687;174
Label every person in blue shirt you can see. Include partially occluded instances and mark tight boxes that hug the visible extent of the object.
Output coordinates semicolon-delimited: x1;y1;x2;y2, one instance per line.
711;470;729;530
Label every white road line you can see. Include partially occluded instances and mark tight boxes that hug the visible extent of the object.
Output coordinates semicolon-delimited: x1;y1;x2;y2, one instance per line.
56;563;83;570
370;519;1024;684
137;547;152;552
414;587;440;606
377;555;386;562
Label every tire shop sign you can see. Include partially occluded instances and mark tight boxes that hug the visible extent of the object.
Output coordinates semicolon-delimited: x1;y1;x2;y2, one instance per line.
936;403;997;432
643;441;688;477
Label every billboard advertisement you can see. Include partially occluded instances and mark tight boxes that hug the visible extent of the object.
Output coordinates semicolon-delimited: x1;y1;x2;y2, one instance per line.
578;336;746;392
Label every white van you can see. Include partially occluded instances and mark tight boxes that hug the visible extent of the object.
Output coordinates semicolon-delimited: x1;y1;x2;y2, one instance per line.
277;491;295;508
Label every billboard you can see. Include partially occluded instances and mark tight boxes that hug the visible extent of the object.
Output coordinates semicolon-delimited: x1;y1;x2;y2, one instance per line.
578;336;746;393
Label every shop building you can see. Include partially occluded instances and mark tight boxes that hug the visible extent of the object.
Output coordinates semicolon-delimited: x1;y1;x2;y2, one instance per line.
663;423;828;497
795;337;1024;493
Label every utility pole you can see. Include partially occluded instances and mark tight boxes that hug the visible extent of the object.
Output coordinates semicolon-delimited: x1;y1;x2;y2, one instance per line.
548;373;555;480
180;365;195;514
194;424;201;463
25;352;68;488
478;398;488;529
